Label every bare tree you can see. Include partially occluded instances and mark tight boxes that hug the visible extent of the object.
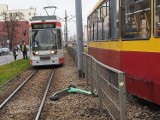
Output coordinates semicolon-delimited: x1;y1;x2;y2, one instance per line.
1;11;24;50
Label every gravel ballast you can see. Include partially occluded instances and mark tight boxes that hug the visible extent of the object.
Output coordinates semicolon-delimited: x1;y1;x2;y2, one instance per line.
40;49;111;120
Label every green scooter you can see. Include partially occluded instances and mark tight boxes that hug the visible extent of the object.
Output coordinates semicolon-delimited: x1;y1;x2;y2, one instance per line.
50;85;98;101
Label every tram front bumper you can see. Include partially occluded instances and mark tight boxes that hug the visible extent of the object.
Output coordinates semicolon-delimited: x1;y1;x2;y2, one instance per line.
30;58;60;66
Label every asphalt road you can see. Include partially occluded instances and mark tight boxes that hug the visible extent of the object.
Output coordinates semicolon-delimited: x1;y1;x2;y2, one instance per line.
0;51;24;66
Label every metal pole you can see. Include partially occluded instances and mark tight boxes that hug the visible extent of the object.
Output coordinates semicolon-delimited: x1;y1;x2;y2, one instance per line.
64;25;66;46
119;73;127;120
22;21;24;43
75;0;84;78
65;10;68;46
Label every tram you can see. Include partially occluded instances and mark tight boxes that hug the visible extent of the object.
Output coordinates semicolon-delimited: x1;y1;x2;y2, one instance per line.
29;16;64;66
87;0;160;105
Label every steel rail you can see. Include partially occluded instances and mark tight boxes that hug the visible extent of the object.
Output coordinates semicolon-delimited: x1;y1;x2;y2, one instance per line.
35;69;55;120
0;70;38;109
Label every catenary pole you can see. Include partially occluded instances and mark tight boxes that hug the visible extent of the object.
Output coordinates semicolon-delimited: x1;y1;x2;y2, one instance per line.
65;10;68;46
75;0;84;78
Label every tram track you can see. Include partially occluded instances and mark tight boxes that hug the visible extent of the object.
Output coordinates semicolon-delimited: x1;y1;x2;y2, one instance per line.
35;69;55;120
0;67;35;104
0;70;38;109
0;68;55;120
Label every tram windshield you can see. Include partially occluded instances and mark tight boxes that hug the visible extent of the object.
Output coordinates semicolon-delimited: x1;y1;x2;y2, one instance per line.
31;29;57;51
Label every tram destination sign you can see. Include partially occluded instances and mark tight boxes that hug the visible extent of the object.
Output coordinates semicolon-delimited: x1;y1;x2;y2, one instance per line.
32;23;55;29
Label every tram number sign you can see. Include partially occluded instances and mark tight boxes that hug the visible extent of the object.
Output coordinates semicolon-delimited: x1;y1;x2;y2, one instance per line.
32;23;55;29
40;56;50;60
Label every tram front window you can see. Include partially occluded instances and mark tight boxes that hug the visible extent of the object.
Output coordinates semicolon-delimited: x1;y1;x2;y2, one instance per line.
32;29;57;51
155;0;160;37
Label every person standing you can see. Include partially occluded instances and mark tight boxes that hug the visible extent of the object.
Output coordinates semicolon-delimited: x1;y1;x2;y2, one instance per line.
21;42;28;59
13;46;18;60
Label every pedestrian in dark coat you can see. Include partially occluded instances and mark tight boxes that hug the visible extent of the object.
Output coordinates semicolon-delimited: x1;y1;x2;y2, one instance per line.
13;46;18;60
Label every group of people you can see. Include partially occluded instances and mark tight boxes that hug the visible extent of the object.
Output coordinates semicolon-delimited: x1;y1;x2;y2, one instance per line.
13;42;28;60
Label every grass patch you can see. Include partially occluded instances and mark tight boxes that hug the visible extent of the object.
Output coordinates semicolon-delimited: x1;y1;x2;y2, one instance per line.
0;59;30;86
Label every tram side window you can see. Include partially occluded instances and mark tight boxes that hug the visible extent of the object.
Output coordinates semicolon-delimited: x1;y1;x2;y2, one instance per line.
97;8;103;41
87;18;91;41
87;16;93;41
91;16;94;41
121;0;151;40
93;12;98;41
101;2;107;41
57;29;62;49
103;1;110;41
154;0;160;37
110;0;119;40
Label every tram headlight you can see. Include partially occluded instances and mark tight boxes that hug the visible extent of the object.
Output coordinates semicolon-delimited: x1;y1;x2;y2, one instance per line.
32;51;39;56
35;51;39;55
50;50;57;54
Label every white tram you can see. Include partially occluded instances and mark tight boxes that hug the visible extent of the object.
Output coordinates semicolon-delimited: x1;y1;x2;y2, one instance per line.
29;16;64;66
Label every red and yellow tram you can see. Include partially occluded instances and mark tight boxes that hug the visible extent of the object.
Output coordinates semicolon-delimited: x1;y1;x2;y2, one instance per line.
87;0;160;105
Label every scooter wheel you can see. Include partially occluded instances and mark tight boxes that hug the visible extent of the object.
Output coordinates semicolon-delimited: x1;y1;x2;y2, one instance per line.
50;94;59;101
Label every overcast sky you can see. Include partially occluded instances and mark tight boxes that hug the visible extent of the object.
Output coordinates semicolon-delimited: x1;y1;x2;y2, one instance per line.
0;0;99;36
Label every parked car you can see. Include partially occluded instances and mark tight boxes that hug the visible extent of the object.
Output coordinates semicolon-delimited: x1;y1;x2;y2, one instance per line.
0;48;2;56
2;48;10;55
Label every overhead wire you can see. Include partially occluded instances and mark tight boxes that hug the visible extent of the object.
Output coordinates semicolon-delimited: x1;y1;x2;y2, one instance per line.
45;0;49;5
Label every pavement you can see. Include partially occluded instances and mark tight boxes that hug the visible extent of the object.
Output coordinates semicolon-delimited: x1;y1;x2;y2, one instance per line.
0;51;24;66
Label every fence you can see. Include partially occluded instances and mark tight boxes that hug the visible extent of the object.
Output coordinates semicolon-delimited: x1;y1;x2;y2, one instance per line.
66;46;127;120
66;46;77;65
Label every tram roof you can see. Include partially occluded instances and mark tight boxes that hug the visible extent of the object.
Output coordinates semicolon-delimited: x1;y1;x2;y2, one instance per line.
31;16;57;21
87;0;105;17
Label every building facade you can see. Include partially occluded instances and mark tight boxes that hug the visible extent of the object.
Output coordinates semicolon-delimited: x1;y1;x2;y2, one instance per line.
0;4;37;49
